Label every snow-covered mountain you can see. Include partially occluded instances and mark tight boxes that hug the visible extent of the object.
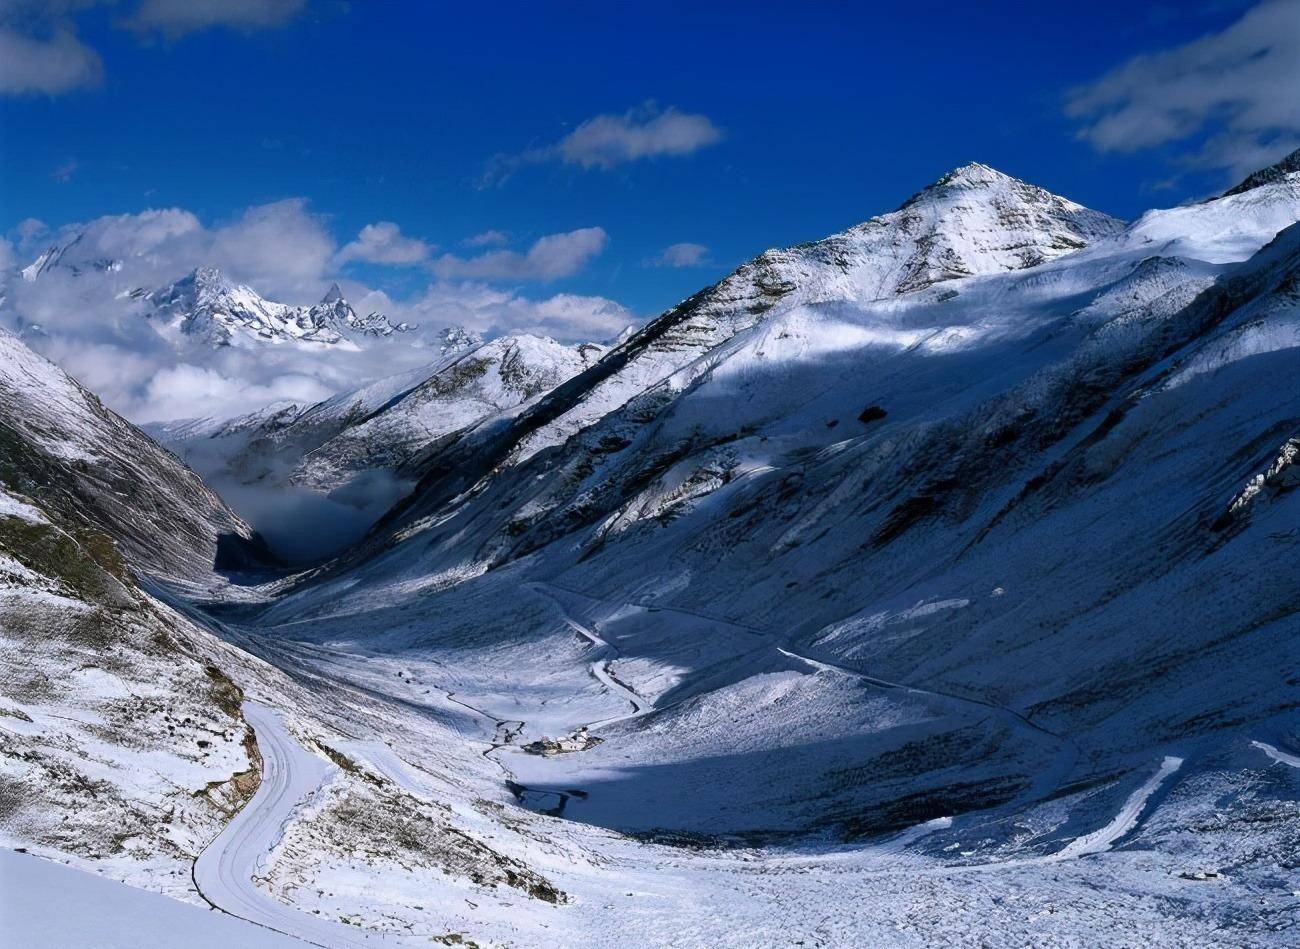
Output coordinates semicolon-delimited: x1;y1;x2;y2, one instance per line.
20;233;123;283
152;331;606;536
232;155;1297;942
0;326;264;576
6;153;1300;948
134;267;414;348
292;333;606;493
370;163;1127;523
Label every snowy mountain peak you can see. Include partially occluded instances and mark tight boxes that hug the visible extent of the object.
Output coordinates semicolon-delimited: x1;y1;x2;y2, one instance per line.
897;159;1104;219
832;161;1126;295
439;325;483;355
141;269;414;347
20;233;121;282
928;160;1015;189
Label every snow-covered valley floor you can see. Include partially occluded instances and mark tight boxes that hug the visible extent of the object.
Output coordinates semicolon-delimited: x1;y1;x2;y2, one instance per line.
88;561;1289;949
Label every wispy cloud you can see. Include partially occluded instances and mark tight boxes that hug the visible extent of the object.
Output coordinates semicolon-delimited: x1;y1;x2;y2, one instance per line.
125;0;305;38
465;229;509;247
644;242;711;268
482;102;723;185
0;23;102;95
51;159;79;183
335;221;434;267
431;227;608;282
0;0;308;96
1066;0;1300;181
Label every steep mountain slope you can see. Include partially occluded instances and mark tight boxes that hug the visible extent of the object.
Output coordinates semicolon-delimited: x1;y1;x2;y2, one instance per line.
1222;145;1300;198
0;327;263;577
382;164;1127;524
215;158;1300;946
0;331;269;897
0;477;266;903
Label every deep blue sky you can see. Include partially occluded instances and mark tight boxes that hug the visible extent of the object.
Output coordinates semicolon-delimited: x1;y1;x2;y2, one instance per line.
0;0;1273;315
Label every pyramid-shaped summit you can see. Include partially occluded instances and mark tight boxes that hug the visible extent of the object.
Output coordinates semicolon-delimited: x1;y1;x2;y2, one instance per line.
735;160;1126;303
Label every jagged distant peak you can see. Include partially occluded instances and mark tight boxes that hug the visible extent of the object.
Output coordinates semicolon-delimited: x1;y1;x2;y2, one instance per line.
20;232;121;282
439;325;483;354
179;265;235;293
1221;147;1300;198
143;268;413;346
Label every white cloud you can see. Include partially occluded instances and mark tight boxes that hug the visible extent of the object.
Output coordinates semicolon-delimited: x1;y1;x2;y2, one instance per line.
524;293;635;339
1067;0;1300;180
645;242;711;268
65;207;204;265
13;218;49;247
335;221;433;266
136;363;332;423
0;25;101;95
1;203;637;424
553;103;724;169
127;0;304;37
0;0;307;97
431;227;608;282
29;201;334;300
465;229;509;247
385;283;634;343
208;198;335;297
483;102;723;184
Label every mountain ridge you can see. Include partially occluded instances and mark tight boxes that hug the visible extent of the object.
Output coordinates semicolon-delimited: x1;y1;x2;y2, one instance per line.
137;266;415;348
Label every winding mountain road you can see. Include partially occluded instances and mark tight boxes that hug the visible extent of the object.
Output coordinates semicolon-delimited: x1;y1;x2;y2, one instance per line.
192;702;390;947
527;582;654;726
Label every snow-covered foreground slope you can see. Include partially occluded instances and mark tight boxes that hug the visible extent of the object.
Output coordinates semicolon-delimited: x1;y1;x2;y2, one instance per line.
1;848;303;949
0;329;580;945
7;155;1300;947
